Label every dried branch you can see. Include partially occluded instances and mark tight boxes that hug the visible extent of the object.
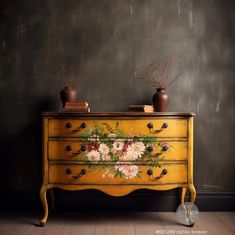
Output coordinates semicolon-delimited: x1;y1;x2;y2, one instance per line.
163;56;175;80
166;72;181;88
51;56;88;88
132;56;181;89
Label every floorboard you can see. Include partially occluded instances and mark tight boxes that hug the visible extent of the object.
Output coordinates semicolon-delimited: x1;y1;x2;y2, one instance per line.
0;212;234;235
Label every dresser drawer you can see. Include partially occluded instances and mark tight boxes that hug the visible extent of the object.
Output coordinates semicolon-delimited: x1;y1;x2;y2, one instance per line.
48;141;88;161
48;118;188;138
48;140;188;161
49;163;187;185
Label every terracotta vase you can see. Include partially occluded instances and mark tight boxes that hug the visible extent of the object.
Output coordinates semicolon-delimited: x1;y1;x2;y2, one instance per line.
152;88;169;112
60;86;77;107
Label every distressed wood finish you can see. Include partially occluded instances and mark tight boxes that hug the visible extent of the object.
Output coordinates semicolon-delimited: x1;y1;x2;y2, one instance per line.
40;112;196;226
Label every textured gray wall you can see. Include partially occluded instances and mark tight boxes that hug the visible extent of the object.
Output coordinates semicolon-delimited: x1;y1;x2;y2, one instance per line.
0;0;235;197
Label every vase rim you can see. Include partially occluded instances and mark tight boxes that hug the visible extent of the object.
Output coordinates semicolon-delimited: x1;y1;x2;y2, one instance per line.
156;88;166;91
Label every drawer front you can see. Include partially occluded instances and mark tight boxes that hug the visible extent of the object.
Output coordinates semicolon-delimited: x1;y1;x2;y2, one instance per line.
48;118;188;138
49;163;187;185
48;140;188;162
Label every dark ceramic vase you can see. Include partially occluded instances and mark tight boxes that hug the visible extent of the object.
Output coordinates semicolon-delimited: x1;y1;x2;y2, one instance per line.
152;88;169;112
60;86;77;107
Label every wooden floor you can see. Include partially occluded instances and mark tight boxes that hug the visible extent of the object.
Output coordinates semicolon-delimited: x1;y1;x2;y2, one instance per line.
0;212;234;235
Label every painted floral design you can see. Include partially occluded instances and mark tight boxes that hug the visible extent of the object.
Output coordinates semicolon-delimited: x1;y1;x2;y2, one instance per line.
113;141;124;151
87;150;100;162
79;121;170;179
115;163;139;179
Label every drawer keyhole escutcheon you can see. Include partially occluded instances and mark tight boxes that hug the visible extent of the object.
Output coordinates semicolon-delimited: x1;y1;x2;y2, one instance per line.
147;122;168;133
147;169;168;180
65;145;86;154
65;122;87;132
65;168;87;179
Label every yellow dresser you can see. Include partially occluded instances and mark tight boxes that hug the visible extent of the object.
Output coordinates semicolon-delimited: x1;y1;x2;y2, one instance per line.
40;112;196;225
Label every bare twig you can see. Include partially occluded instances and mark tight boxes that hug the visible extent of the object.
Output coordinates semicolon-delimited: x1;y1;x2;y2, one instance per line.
51;57;87;88
166;72;181;88
132;56;181;89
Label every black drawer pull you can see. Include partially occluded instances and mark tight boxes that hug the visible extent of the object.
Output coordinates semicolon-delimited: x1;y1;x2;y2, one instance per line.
162;145;168;151
65;168;72;175
65;145;86;154
147;169;168;180
65;168;87;179
147;146;153;152
66;145;72;151
65;122;87;132
147;122;168;133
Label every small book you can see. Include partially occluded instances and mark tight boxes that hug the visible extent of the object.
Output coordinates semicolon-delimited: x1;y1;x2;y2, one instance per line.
62;107;91;112
129;105;155;112
64;101;89;109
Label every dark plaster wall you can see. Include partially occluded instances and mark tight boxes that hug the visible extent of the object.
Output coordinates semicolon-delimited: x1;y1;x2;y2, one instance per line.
0;0;235;210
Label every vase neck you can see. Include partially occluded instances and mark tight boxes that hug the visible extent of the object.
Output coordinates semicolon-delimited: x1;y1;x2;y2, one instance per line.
157;88;166;92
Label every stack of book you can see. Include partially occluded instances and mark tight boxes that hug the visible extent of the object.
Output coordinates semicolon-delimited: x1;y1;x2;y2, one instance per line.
129;105;155;113
62;101;90;112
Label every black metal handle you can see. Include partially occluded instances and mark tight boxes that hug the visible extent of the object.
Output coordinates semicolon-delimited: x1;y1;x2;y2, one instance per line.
80;169;87;175
65;122;72;128
161;123;168;129
72;169;87;179
147;122;168;133
66;145;72;151
147;123;153;129
65;122;87;132
147;169;168;179
65;168;72;175
66;145;86;154
80;145;86;152
147;146;153;152
162;145;168;151
72;145;86;155
80;123;86;129
65;168;87;179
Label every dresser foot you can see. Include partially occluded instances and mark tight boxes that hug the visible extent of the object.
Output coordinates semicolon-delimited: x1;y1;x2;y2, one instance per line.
181;187;187;204
49;188;55;211
188;184;196;203
40;221;46;227
40;186;48;226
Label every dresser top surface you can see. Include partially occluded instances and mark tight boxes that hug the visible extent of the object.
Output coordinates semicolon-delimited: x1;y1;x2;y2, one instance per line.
42;112;195;117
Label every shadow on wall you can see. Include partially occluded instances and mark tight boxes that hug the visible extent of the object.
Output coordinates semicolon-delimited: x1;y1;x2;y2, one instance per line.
0;98;55;191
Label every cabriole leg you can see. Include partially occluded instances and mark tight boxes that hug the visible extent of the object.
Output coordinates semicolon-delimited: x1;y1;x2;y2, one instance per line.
188;184;196;203
181;187;187;204
40;186;48;226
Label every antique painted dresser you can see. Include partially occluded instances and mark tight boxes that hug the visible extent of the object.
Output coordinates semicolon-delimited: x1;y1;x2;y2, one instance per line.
40;112;196;225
